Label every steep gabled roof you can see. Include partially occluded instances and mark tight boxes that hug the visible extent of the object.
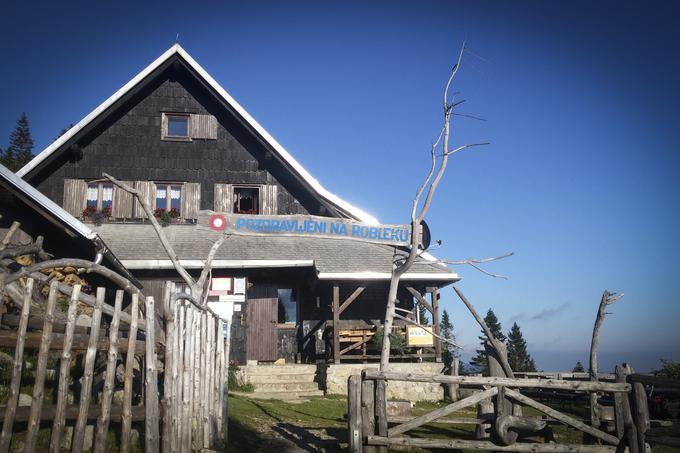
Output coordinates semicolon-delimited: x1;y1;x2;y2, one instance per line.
18;44;378;224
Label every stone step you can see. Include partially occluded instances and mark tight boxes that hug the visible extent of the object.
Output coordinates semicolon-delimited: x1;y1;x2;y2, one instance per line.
243;365;317;375
232;389;325;400
248;373;318;384
252;381;321;393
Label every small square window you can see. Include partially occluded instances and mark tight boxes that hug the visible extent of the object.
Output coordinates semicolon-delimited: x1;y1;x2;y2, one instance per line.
163;113;189;139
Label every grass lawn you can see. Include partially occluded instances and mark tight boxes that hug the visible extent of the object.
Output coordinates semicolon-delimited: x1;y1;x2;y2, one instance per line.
227;394;677;452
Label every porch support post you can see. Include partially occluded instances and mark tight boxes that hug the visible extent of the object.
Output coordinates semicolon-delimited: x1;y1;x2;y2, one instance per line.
333;284;340;364
431;288;441;363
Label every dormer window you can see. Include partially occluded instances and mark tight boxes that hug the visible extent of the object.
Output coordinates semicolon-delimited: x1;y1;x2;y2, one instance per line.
162;113;190;140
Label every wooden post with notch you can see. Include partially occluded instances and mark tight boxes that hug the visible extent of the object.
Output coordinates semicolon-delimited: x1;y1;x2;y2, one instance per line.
333;284;340;364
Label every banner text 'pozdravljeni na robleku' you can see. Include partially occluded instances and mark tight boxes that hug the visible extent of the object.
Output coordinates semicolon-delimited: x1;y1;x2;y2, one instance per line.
199;212;412;246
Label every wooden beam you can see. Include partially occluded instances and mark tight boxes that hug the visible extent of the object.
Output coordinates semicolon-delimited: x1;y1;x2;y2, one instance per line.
431;289;441;362
0;331;146;354
338;286;366;316
362;371;631;393
405;287;433;314
388;387;498;437
366;436;621;452
333;285;340;364
504;388;620;445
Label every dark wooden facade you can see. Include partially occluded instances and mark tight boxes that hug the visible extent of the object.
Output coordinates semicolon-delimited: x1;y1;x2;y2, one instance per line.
19;47;453;365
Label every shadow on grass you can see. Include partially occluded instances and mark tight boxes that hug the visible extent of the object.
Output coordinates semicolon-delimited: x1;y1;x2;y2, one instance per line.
228;417;300;453
271;423;347;452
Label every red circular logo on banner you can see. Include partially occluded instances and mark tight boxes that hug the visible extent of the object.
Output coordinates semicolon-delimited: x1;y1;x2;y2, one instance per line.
210;214;227;231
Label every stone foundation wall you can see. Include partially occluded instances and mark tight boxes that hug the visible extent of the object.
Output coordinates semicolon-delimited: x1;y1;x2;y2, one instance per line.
322;362;445;402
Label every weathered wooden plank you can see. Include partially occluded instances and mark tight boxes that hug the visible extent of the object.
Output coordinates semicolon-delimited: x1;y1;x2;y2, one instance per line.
121;293;140;453
431;289;441;362
221;319;230;444
24;281;59;453
338;286;366;316
182;306;194;452
145;296;160;453
348;375;362;453
62;179;87;217
367;435;621;452
173;301;185;453
181;182;201;220
405;286;433;314
505;388;619;446
215;318;225;441
362;371;630;393
200;312;209;448
389;387;498;437
50;284;81;453
388;415;486;425
0;278;33;453
205;315;215;446
93;290;123;453
361;379;376;453
374;379;387;453
112;180;134;218
213;184;233;212
333;285;340;364
0;404;147;423
0;330;146;353
616;365;639;453
162;283;174;453
72;287;105;453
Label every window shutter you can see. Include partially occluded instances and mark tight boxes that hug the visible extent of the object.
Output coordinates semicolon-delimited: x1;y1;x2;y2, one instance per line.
133;181;156;218
260;184;278;215
111;182;133;218
213;183;233;212
62;179;87;217
181;182;201;220
190;114;217;139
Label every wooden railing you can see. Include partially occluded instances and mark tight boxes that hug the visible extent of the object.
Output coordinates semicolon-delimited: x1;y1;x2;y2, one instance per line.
348;367;660;453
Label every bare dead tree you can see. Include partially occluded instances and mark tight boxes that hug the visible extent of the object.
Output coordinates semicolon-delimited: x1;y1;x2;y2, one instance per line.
379;42;490;371
103;174;225;305
589;289;624;380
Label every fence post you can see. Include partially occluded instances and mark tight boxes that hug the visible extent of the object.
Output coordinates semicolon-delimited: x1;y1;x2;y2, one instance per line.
348;375;363;453
361;378;376;453
374;378;388;453
615;364;638;453
145;296;160;453
628;368;650;453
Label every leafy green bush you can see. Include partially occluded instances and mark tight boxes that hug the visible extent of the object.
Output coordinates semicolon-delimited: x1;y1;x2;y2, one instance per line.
371;328;408;354
228;364;254;392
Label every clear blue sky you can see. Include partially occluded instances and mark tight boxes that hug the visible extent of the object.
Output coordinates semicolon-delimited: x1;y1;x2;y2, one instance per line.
2;1;678;371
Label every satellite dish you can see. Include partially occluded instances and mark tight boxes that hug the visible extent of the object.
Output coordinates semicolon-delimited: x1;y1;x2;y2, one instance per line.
419;220;431;250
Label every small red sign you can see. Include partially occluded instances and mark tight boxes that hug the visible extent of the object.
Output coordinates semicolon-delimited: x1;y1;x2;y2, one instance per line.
210;214;227;231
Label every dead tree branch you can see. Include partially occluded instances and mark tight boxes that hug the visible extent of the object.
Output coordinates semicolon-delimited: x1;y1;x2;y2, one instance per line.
103;173;224;304
589;290;624;380
441;252;514;279
381;41;491;371
453;284;514;377
0;236;51;261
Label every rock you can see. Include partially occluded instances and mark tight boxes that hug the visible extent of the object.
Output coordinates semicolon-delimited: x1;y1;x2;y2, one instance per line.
76;314;92;327
386;400;414;417
274;358;286;365
18;393;32;406
113;389;125;406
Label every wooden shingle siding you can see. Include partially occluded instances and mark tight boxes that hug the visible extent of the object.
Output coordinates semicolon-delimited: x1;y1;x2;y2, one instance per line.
181;182;201;220
260;184;278;215
133;181;156;218
111;181;134;218
190;114;217;140
63;179;87;217
213;184;232;212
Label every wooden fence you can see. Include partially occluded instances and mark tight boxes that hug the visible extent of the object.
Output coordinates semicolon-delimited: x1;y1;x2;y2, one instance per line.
348;366;661;453
0;277;229;452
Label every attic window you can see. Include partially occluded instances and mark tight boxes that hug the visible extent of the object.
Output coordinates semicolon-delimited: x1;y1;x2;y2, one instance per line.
233;187;259;214
162;113;190;139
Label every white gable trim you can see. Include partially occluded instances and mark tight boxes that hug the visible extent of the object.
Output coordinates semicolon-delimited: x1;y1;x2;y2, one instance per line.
18;44;379;225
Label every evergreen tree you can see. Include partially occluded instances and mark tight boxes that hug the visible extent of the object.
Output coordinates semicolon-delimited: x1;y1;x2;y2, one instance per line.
440;309;458;367
418;303;429;325
506;322;537;372
1;113;34;171
469;309;506;375
572;361;585;373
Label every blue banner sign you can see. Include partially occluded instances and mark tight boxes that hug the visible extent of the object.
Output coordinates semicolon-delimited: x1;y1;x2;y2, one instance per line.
199;211;413;246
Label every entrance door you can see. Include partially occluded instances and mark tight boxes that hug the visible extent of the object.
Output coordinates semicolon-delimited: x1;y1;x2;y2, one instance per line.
245;285;278;362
